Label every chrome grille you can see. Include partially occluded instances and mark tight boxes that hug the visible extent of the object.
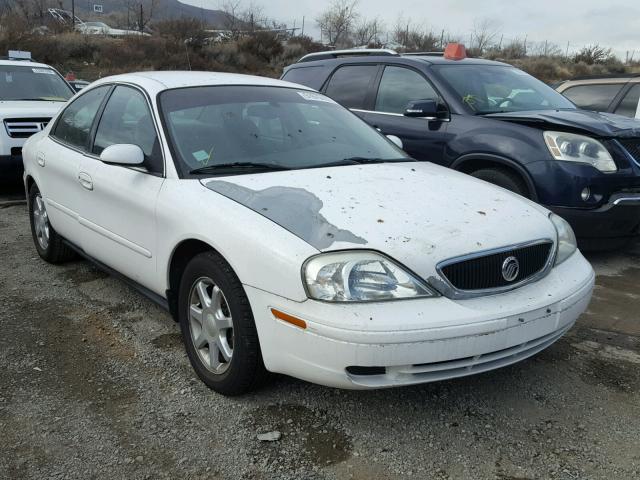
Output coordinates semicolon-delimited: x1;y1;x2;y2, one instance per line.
439;240;554;293
4;118;50;138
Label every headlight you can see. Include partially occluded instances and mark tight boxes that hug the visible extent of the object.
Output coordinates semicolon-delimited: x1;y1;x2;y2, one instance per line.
550;213;577;265
303;251;437;302
543;131;616;173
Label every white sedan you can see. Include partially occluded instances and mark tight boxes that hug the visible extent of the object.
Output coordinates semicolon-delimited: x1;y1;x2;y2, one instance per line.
22;72;595;395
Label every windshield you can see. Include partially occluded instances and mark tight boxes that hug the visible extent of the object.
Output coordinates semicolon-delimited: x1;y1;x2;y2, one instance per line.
434;65;575;114
0;65;73;102
159;86;408;176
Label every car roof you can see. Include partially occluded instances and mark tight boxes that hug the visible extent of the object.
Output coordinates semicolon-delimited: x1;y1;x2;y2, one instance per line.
90;71;315;93
0;59;58;69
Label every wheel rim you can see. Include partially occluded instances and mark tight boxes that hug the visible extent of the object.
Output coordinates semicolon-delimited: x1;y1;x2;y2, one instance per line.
188;277;234;374
33;194;50;250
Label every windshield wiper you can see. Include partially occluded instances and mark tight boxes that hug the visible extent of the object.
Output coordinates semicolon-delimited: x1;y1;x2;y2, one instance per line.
337;157;411;165
189;162;291;175
474;110;509;115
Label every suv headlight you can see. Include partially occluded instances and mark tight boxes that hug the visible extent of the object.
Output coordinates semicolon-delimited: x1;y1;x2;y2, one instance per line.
303;251;437;302
544;131;616;173
550;213;577;265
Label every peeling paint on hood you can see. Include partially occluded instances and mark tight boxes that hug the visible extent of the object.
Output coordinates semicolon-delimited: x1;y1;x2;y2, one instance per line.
201;162;556;281
204;181;367;250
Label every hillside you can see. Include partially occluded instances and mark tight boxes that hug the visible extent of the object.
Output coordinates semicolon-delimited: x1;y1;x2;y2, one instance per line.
0;0;229;27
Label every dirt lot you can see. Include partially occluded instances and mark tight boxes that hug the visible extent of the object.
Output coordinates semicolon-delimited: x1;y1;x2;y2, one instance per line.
1;186;639;480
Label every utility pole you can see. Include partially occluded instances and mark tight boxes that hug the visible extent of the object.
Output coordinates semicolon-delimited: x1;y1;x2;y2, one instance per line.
139;4;143;33
71;0;75;31
301;16;305;37
565;41;570;59
440;29;444;49
498;34;503;49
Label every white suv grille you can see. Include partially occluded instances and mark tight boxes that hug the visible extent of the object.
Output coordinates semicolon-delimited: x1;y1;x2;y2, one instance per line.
4;118;51;138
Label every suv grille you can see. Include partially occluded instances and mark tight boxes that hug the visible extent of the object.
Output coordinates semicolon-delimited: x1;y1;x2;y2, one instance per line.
618;138;640;165
440;241;554;292
4;118;50;138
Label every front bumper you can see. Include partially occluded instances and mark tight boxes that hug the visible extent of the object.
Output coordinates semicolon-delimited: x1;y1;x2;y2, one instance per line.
548;193;640;247
0;153;24;178
246;251;594;389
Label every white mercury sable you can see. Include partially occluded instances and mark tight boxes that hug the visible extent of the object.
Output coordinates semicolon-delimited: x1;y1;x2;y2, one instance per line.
22;72;595;395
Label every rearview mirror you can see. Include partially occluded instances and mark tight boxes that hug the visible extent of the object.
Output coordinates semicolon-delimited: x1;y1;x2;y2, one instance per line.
404;100;447;121
99;144;144;166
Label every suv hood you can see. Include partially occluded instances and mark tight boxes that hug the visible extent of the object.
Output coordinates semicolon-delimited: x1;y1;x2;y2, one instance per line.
201;162;557;282
0;100;65;120
485;109;640;138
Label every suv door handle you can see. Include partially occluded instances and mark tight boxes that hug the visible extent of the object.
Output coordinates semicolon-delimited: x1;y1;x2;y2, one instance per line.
78;172;93;191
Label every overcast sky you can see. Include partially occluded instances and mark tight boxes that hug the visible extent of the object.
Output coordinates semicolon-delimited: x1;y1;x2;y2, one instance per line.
178;0;640;59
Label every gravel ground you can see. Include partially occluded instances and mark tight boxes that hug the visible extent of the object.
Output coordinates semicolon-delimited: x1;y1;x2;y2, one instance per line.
1;189;639;480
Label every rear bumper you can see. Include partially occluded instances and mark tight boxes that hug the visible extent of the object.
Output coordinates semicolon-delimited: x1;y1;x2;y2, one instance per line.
548;193;640;248
247;251;594;389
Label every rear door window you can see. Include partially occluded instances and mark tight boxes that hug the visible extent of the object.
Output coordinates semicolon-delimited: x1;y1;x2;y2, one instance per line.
562;83;624;112
52;85;110;150
324;65;378;109
375;66;440;114
614;84;640;118
282;66;325;90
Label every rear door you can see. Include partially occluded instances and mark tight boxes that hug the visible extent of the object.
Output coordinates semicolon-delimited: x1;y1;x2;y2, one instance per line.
358;65;449;163
75;84;164;286
42;85;111;244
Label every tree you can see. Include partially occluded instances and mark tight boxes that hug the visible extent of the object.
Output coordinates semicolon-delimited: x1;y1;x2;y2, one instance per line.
316;0;359;47
353;16;383;47
471;18;500;54
574;44;616;65
392;17;439;52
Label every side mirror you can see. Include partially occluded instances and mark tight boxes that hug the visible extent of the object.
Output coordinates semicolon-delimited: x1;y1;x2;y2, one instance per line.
386;135;403;149
404;99;447;121
100;144;144;166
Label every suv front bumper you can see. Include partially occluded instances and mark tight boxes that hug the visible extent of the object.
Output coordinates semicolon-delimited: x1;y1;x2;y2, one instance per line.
0;153;24;178
548;193;640;249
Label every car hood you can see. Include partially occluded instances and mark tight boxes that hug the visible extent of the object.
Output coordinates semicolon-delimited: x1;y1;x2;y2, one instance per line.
485;109;640;138
201;162;557;283
0;101;66;120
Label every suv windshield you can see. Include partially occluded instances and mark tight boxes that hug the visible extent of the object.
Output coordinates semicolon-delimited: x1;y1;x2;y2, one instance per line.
160;86;408;176
434;65;575;114
0;65;73;102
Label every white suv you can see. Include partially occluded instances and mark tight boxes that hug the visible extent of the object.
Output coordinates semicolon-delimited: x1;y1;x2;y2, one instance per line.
0;52;74;179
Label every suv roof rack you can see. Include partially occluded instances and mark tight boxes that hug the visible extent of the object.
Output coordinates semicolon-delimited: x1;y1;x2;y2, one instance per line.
298;49;399;63
403;51;444;56
570;73;640;81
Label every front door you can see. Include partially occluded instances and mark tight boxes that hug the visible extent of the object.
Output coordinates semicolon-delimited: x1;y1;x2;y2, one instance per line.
76;85;164;287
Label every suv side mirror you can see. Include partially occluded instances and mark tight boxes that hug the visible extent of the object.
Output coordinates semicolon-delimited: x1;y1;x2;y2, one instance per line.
404;100;448;121
100;144;144;166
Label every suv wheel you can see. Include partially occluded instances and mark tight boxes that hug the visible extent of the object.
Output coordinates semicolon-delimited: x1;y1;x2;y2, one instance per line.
470;168;529;198
28;183;75;263
178;251;267;396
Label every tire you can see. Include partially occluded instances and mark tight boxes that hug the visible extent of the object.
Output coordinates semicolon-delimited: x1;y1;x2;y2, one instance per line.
178;251;267;396
28;183;75;263
470;167;530;198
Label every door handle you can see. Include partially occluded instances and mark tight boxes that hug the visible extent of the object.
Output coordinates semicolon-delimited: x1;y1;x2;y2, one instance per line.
36;153;45;167
78;172;93;191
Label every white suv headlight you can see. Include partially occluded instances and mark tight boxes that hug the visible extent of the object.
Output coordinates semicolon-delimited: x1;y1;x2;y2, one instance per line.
550;213;577;265
303;251;437;302
544;131;616;173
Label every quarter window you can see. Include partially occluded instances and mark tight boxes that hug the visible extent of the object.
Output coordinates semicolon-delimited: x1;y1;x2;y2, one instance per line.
614;84;640;118
93;86;162;173
324;65;378;109
562;83;624;112
52;86;110;150
375;66;439;114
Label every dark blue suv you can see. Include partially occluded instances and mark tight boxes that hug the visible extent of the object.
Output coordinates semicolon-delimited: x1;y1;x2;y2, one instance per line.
282;47;640;249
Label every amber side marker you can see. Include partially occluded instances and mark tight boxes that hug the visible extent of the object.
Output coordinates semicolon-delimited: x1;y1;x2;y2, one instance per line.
271;308;307;329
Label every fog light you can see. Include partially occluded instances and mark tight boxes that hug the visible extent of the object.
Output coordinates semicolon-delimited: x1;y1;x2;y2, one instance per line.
581;187;591;201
